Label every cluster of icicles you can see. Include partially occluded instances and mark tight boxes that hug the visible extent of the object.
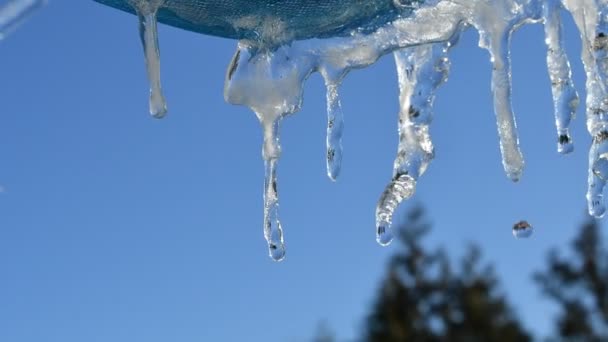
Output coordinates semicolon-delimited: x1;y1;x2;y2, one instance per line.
8;0;607;260
128;0;608;260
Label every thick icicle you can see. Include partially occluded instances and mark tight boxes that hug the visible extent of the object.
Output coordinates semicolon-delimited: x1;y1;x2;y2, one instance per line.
224;44;314;261
322;80;344;181
375;42;450;246
130;0;167;118
562;0;608;217
376;173;416;245
484;30;525;182
543;0;579;154
0;0;45;40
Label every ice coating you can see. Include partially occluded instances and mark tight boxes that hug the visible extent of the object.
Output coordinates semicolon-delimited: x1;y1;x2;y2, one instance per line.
130;0;167;118
90;0;608;258
376;174;416;246
374;42;451;245
560;0;608;217
0;0;45;40
263;124;286;261
222;0;559;256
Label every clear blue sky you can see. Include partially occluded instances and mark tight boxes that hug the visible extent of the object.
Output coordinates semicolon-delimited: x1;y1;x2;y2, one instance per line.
0;2;601;341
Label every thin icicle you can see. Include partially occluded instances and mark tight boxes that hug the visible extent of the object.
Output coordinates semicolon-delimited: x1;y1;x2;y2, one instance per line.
323;81;344;181
0;0;45;40
130;0;167;118
486;31;525;182
262;119;286;261
543;0;579;154
225;45;305;261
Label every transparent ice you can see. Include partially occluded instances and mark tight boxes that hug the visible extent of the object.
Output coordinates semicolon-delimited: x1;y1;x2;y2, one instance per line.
0;0;45;40
85;0;608;258
512;220;534;239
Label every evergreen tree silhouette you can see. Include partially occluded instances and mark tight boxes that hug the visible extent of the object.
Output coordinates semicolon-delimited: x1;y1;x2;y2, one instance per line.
364;206;531;342
534;217;608;341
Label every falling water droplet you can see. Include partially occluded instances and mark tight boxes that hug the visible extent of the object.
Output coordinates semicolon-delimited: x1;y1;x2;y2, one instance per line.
543;0;579;155
133;1;167;118
512;220;533;238
376;174;416;246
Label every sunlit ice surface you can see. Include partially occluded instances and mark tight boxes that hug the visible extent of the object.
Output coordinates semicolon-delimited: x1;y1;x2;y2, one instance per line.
89;0;608;260
0;0;46;40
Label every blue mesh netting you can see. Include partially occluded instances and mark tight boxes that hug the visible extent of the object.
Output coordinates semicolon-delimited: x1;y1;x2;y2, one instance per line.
93;0;416;41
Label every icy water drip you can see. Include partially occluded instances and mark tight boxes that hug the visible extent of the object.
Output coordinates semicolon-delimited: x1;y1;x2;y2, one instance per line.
562;0;608;217
219;0;608;257
544;0;579;154
373;43;450;244
0;0;45;40
130;0;167;118
262;121;286;261
93;0;608;258
512;220;533;238
263;139;286;261
323;80;344;181
376;174;416;246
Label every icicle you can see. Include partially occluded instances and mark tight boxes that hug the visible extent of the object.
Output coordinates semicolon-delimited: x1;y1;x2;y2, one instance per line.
561;0;608;217
224;44;314;261
376;173;416;246
375;42;450;246
482;30;525;182
543;0;579;154
589;132;608;217
209;0;608;256
130;0;167;118
0;0;45;40
322;79;344;181
262;119;286;261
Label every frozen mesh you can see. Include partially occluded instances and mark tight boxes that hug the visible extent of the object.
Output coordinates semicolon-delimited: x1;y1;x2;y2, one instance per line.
93;0;413;41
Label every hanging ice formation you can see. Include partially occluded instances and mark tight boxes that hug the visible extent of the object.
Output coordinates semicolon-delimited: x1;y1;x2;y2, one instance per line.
94;0;608;260
0;0;45;40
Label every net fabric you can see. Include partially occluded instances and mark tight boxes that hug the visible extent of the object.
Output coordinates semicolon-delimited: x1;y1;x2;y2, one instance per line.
94;0;413;42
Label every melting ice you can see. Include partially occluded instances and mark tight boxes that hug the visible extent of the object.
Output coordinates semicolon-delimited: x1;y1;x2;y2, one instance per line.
0;0;45;40
129;0;167;118
102;0;608;259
